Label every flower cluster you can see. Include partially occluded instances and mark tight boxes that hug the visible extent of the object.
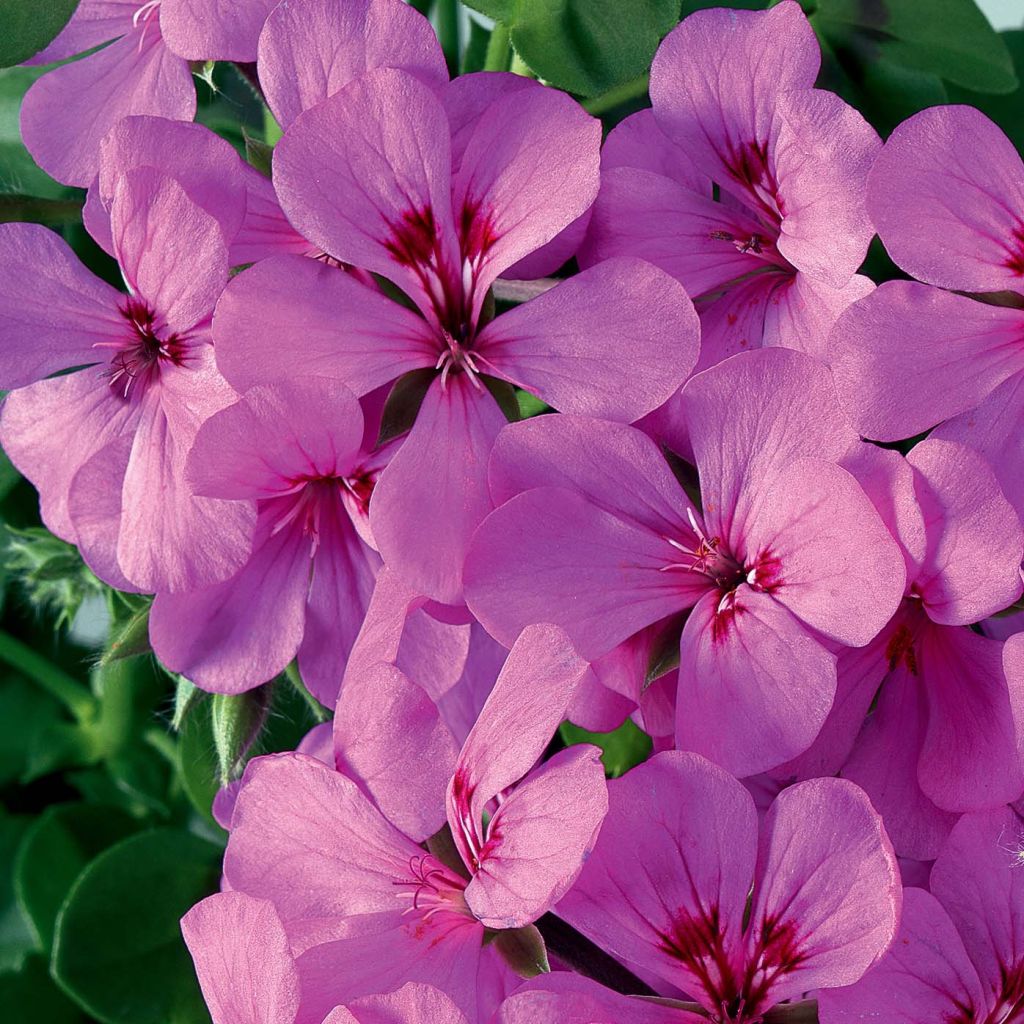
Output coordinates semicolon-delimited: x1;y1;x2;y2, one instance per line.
4;1;1024;1022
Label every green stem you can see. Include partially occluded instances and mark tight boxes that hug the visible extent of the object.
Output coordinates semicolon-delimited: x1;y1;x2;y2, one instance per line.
284;663;330;723
582;73;650;116
436;0;461;75
0;630;95;722
483;23;511;72
0;195;83;226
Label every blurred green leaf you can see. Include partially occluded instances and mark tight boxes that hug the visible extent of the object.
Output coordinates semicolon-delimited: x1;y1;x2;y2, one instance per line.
0;677;65;786
52;829;219;1024
0;0;79;69
0;67;65;197
0;955;84;1023
949;30;1024;154
14;803;139;952
560;718;652;778
0;812;34;972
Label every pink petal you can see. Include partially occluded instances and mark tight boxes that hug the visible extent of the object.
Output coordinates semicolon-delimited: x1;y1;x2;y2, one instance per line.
230;175;314;264
334;662;458;843
909;438;1023;624
676;587;837;777
258;0;447;129
690;273;782;376
448;623;589;860
0;371;137;541
327;983;468;1024
843;646;960;860
149;512;310;694
274;68;458;317
20;27;194;187
599;108;707;191
159;0;276;61
370;375;507;604
817;887;988;1024
110;167;228;332
213;256;436;396
449;82;600;302
25;0;136;65
466;744;607;929
464;485;698;660
750;778;901;1003
742;457;906;647
771;89;879;287
181;892;300;1024
831;280;1024;442
0;223;123;388
556;751;758;1007
476;257;699;421
868;104;1024;291
650;1;819;200
918;623;1024;812
683;347;859;555
224;753;423;945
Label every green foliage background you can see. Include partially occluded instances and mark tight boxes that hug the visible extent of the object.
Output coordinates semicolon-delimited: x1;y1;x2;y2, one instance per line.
0;0;1021;1020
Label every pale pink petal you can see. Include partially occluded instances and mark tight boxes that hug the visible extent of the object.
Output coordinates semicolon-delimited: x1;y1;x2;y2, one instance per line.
0;371;137;541
25;0;136;64
772;89;879;287
258;0;447;129
274;68;458;316
750;778;901;1003
160;0;277;61
683;347;859;552
868;105;1024;291
743;457;906;647
230;175;313;264
149;513;309;695
110;167;228;332
20;28;195;187
464;485;700;660
557;751;757;1008
817;887;986;1023
650;1;819;199
213;256;436;395
181;892;300;1024
918;623;1024;812
334;662;457;843
434;622;505;745
908;439;1023;625
676;587;837;777
0;223;122;388
329;983;468;1024
370;375;507;604
690;273;781;376
831;280;1024;442
466;744;607;929
223;753;423;945
476;257;699;421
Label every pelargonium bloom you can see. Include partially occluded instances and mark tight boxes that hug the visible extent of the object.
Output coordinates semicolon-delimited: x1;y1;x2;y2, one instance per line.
0;168;252;593
221;624;607;1020
183;891;468;1024
582;0;877;377
831;104;1024;517
19;0;276;186
149;377;390;703
782;439;1024;859
548;752;900;1021
465;348;905;776
212;65;699;604
818;795;1024;1022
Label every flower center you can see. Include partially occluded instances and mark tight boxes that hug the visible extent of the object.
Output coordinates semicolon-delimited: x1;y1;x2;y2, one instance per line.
391;854;472;924
96;298;188;401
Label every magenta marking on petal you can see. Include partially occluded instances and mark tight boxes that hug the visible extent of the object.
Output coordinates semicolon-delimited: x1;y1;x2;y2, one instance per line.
657;904;743;1014
986;960;1024;1023
391;853;473;940
885;622;919;675
740;913;809;1017
1004;225;1024;278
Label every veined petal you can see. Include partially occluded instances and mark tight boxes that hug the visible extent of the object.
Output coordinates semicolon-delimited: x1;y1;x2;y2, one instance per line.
325;983;469;1024
159;0;276;61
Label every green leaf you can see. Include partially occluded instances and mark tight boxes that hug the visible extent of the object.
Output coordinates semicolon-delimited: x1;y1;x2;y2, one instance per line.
0;955;84;1023
560;718;652;778
0;0;79;69
243;131;274;178
949;30;1024;154
176;699;222;828
462;0;515;21
14;804;139;952
810;0;1018;94
0;677;65;786
0;813;34;972
52;829;220;1024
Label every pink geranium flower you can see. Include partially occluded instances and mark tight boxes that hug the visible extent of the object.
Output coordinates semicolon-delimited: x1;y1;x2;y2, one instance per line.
221;624;607;1020
212;65;699;604
20;0;275;186
0;168;252;592
831;104;1024;518
782;440;1024;859
581;1;877;380
149;377;390;703
183;891;468;1024
465;348;905;776
818;798;1024;1022
529;752;901;1021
